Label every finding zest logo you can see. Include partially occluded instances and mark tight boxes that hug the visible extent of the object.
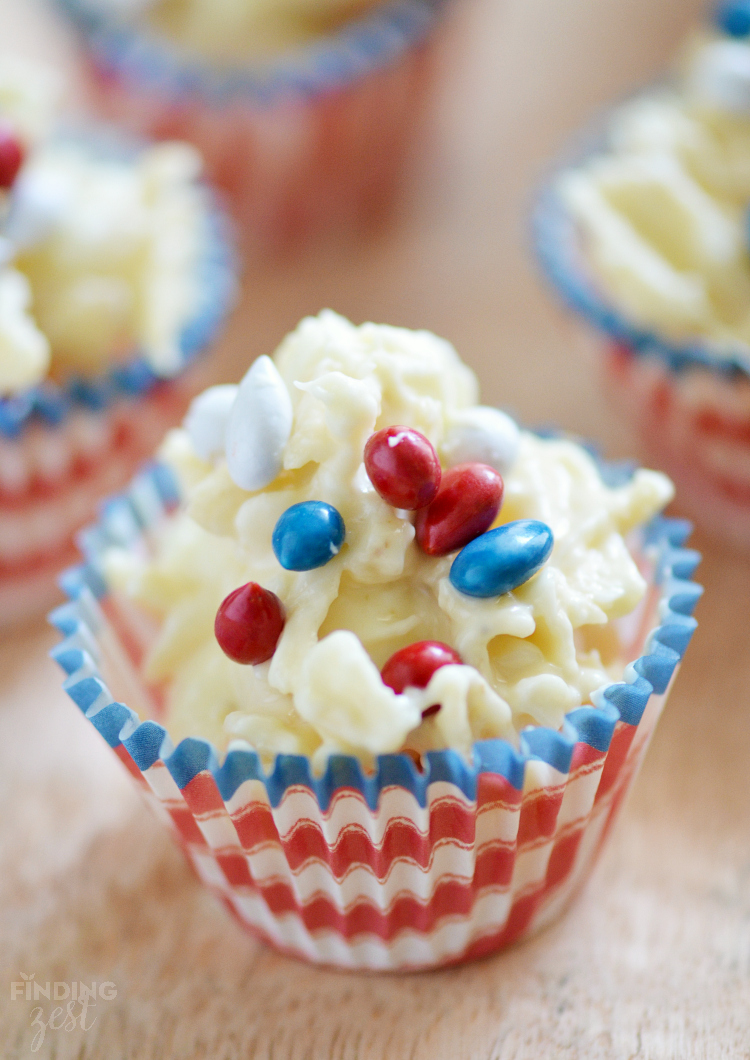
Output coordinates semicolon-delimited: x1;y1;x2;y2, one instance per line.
10;973;117;1052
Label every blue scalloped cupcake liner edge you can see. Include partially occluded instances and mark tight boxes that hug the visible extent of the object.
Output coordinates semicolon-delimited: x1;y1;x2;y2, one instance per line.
0;145;238;439
48;452;702;812
56;0;445;108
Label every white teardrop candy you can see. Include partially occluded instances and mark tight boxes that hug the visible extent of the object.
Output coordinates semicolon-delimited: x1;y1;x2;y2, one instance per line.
225;355;293;491
441;406;520;474
184;384;238;462
5;169;70;251
687;40;750;114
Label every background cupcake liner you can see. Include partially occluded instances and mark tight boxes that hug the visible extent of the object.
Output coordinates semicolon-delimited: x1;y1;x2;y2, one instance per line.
56;0;447;250
533;153;750;550
49;458;701;970
0;132;237;626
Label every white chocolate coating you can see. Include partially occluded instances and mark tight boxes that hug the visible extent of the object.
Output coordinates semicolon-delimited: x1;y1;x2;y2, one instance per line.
0;54;61;147
104;312;673;766
0;137;209;395
559;33;750;359
83;0;378;61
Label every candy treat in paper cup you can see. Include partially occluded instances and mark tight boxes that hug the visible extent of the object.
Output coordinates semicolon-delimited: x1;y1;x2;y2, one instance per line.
0;57;237;627
56;0;448;253
533;1;750;552
50;312;701;971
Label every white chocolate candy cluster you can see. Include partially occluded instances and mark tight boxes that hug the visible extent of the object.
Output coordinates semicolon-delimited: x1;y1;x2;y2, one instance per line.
559;32;750;358
0;54;61;148
0;59;211;397
104;312;673;768
85;0;378;61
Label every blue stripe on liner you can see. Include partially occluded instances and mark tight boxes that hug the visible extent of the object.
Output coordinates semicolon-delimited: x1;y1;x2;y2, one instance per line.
663;578;704;616
474;740;526;792
664;549;702;581
600;674;653;728
48;602;83;637
88;700;138;748
565;703;619;753
654;612;698;657
521;726;575;775
124;720;172;772
51;646;87;676
63;672;110;713
633;641;681;695
49;456;702;811
532;149;750;382
166;737;220;790
55;0;445;109
58;562;108;601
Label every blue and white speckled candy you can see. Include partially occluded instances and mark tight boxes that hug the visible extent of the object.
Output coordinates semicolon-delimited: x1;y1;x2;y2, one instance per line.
449;519;554;598
225;356;293;492
716;0;750;38
184;383;238;462
272;501;345;571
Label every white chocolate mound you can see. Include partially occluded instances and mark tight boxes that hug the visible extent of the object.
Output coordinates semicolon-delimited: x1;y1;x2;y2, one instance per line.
0;54;61;147
558;33;750;360
78;0;379;61
0;138;208;396
97;0;381;62
104;312;673;767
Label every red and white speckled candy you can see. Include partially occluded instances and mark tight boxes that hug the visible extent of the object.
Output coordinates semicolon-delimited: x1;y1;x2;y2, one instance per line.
415;463;504;556
364;425;441;510
215;581;285;665
0;124;24;190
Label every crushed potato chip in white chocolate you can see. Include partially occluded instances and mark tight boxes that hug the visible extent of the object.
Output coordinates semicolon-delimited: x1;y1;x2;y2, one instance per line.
104;311;673;766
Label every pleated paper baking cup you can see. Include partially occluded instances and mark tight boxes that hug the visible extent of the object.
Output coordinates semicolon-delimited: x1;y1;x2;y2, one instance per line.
56;0;446;250
49;460;701;971
0;149;236;627
534;152;750;552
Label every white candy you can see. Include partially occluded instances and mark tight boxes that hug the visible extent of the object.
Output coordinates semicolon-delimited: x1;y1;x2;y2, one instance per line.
441;406;520;474
4;168;70;252
183;384;238;462
225;355;293;492
687;40;750;114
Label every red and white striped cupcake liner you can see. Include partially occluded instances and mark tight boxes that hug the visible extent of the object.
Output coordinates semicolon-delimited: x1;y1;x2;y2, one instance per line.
603;342;750;552
0;378;193;627
49;459;701;970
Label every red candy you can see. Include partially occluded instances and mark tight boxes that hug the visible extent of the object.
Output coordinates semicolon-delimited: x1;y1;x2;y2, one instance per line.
214;582;285;665
0;124;24;191
364;425;441;510
415;463;504;556
381;641;462;695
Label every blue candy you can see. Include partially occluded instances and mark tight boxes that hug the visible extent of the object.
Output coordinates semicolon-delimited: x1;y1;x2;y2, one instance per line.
273;501;346;571
449;519;554;598
716;0;750;37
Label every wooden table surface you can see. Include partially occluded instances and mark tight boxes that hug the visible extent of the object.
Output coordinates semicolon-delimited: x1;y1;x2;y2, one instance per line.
2;0;750;1057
